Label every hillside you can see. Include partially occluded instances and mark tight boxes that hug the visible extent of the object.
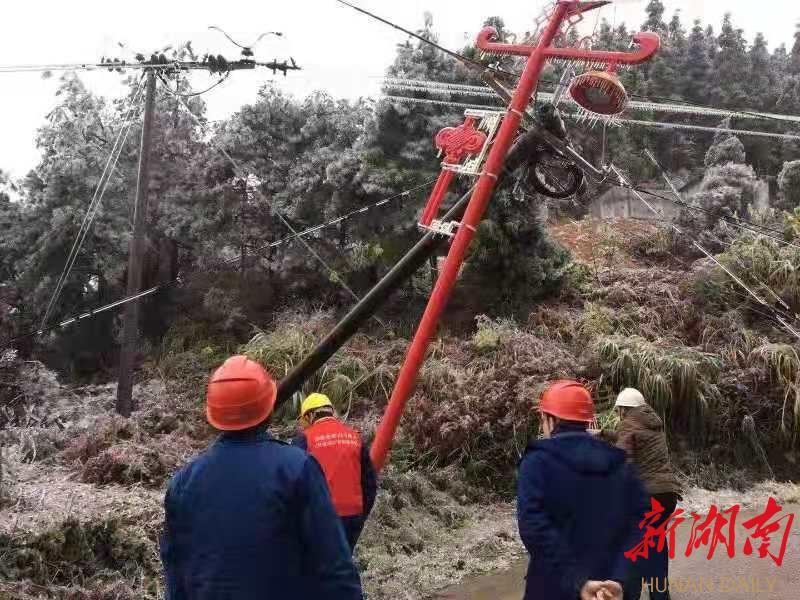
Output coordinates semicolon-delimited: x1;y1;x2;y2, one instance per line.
2;216;799;598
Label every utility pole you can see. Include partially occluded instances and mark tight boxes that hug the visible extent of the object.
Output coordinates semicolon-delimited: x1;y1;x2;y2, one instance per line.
116;70;157;416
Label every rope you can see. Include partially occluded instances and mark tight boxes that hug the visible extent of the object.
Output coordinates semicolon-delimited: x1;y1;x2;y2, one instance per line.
1;177;435;348
39;75;146;330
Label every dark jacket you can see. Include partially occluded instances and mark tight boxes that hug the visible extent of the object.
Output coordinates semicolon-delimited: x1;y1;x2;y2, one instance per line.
160;429;363;600
616;405;682;496
517;430;649;600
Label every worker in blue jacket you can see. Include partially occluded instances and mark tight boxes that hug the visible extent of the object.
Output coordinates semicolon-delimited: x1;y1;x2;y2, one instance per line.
160;355;363;600
517;380;649;600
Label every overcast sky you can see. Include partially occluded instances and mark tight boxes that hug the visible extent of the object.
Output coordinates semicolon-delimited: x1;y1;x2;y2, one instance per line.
1;0;797;179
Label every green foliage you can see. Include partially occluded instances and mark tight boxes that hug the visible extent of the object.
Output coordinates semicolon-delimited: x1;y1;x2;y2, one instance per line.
471;314;516;352
749;343;800;434
578;303;616;340
240;311;396;422
783;206;800;240
597;335;722;435
778;160;800;209
695;232;800;314
0;518;158;591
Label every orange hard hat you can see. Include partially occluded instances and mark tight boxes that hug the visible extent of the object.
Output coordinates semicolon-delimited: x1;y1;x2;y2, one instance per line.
206;355;277;431
539;380;594;423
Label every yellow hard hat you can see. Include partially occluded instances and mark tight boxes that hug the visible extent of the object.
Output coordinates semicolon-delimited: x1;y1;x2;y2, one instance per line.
300;393;333;419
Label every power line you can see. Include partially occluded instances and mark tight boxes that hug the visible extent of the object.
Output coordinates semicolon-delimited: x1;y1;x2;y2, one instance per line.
159;72;232;98
609;117;800;142
0;59;274;74
384;93;800;253
612;165;800;341
39;75;146;330
382;77;800;124
382;93;800;141
1;179;436;349
333;0;519;81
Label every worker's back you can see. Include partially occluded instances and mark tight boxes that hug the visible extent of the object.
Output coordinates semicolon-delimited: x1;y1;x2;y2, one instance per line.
303;417;365;516
161;429;363;600
293;416;377;551
517;431;648;600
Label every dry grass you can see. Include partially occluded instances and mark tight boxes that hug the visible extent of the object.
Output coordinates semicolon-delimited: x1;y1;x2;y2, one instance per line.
241;309;401;422
750;343;800;435
597;335;722;437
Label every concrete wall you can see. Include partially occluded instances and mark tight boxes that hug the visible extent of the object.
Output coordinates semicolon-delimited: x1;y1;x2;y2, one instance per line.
590;178;771;221
590;187;681;220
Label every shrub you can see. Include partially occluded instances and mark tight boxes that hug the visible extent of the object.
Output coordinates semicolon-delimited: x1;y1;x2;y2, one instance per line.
778;160;800;210
749;343;800;435
694;232;800;314
406;328;581;493
0;518;158;590
61;417;197;487
597;335;722;438
241;310;399;422
79;434;194;487
471;315;516;352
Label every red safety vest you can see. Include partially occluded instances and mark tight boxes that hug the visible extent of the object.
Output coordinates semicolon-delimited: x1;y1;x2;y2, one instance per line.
305;417;364;517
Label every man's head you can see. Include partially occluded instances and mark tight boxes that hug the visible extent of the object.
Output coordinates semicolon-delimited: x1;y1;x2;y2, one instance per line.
206;355;277;432
613;387;646;419
299;393;335;429
538;380;594;438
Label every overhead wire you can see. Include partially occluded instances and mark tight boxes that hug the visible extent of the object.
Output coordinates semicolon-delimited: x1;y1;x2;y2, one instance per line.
381;77;800;124
383;93;800;143
38;74;146;330
612;165;800;340
1;177;437;349
648;150;795;314
332;0;520;80
159;72;232;98
382;89;800;245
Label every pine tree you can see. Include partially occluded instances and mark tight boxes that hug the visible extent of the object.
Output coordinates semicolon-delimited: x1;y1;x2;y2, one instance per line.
705;25;718;66
642;0;667;35
683;20;711;103
790;22;800;74
748;33;773;104
710;14;749;108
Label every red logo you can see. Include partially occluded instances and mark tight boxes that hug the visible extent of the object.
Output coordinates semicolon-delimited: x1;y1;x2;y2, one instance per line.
625;497;796;567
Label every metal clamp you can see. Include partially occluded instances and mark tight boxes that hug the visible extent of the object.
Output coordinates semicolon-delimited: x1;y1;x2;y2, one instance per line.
419;219;459;238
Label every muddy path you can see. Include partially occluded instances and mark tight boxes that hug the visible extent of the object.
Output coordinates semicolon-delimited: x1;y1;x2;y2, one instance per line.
436;504;800;600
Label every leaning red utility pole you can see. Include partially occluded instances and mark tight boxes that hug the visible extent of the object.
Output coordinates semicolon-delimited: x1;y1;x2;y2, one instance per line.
370;0;659;469
116;69;157;417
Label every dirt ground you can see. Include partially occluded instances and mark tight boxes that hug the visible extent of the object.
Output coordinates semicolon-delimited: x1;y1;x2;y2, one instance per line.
436;500;800;600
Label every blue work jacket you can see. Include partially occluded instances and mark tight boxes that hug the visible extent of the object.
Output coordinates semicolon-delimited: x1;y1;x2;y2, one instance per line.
161;429;363;600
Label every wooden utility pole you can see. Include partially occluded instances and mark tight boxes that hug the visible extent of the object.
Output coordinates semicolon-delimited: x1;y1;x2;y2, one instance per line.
116;70;157;416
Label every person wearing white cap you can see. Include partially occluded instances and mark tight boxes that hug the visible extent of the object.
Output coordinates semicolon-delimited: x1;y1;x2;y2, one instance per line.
613;388;681;600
